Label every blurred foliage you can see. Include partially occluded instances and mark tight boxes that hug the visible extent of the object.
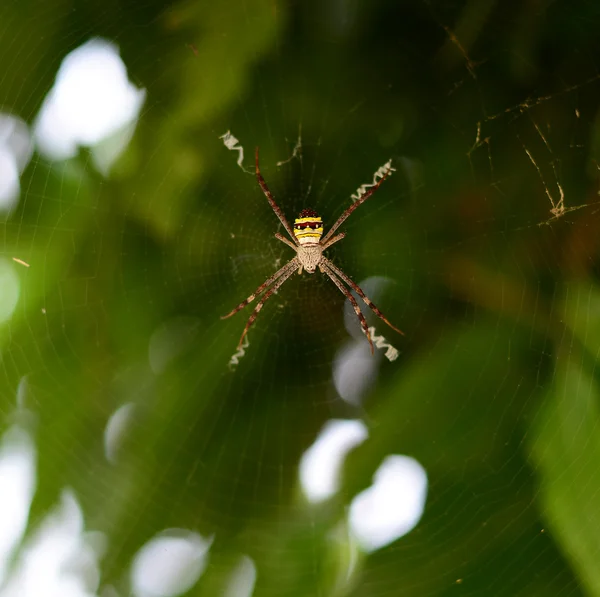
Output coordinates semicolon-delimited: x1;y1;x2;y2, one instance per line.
1;0;600;595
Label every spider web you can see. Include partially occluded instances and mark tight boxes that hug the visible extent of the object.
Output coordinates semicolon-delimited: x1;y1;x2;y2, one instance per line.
0;0;599;596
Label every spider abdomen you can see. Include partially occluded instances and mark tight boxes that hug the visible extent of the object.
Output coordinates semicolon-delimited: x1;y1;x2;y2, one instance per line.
297;244;322;273
294;209;324;245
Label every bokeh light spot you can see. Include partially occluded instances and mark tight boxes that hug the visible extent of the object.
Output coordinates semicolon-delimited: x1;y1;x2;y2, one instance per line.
34;37;145;168
104;402;136;464
131;530;212;597
0;114;33;211
349;455;427;552
300;419;368;503
223;555;257;597
1;490;103;597
0;426;36;586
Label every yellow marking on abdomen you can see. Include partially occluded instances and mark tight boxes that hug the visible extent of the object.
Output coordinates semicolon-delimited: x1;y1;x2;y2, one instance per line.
295;217;323;224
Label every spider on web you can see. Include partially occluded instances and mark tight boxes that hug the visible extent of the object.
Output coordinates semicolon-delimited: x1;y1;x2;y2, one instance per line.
221;148;404;354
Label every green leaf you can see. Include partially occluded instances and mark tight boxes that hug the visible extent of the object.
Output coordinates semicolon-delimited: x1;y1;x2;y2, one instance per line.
529;356;600;595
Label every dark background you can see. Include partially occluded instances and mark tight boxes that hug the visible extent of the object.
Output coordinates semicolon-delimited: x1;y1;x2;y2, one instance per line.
1;0;600;595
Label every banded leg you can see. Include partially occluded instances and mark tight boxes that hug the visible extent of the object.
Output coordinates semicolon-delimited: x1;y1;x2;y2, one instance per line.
322;232;345;250
235;263;297;348
322;257;404;335
275;232;298;251
221;258;298;320
322;168;391;244
320;263;374;354
255;147;298;244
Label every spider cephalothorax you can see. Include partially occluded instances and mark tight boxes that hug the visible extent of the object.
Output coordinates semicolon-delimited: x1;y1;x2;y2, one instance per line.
222;147;404;354
294;209;324;244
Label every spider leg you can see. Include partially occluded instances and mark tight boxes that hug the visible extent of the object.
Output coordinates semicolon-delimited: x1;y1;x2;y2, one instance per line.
255;147;298;244
320;263;374;354
235;262;297;349
322;168;391;244
221;258;298;320
322;232;346;250
321;257;404;335
275;232;298;251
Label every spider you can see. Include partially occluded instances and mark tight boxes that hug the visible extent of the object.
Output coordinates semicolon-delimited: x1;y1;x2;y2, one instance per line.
221;147;404;354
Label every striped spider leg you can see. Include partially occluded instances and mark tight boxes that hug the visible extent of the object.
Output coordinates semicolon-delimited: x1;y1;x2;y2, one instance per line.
221;147;300;348
318;260;375;353
253;146;297;244
317;164;401;352
321;257;404;337
321;166;392;244
221;258;299;349
222;147;403;353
